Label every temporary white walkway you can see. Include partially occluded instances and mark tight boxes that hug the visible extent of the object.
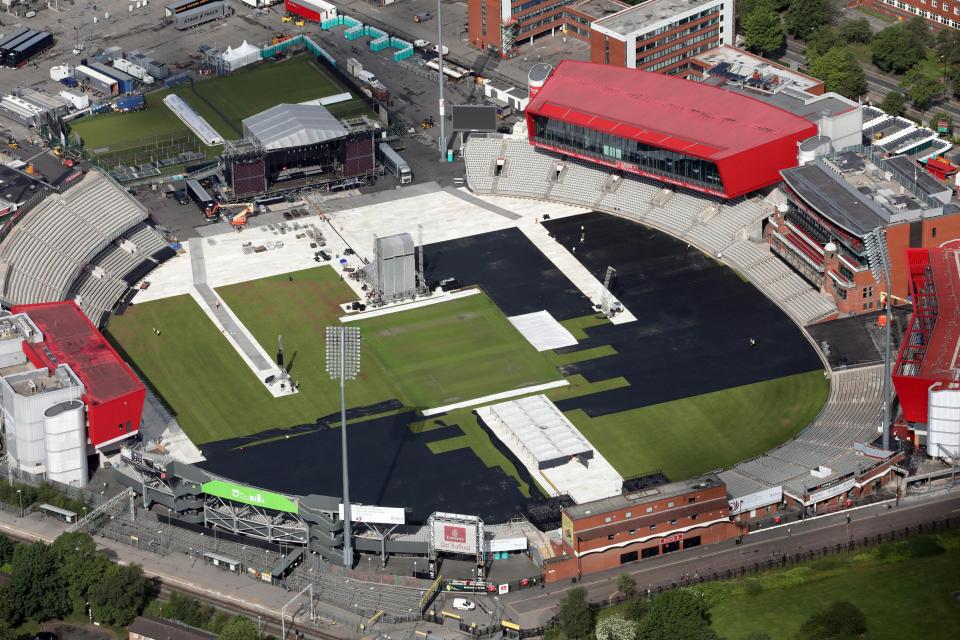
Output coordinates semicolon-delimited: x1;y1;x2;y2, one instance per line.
421;380;569;417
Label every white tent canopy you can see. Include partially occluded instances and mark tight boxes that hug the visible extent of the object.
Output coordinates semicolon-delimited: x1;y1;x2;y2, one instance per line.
222;41;261;72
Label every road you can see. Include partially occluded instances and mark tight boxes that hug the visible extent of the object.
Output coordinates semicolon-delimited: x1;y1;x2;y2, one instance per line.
500;488;960;628
782;37;960;121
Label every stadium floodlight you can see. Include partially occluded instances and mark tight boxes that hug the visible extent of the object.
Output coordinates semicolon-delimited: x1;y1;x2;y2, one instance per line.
864;228;892;451
325;326;361;567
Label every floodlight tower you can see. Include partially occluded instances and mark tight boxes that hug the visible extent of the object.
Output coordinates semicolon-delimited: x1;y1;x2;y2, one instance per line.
864;228;892;451
436;0;446;160
325;326;361;567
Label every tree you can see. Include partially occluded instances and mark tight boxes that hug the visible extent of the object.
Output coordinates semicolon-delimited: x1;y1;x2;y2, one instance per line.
4;542;69;625
839;18;872;43
616;574;636;598
880;91;907;117
808;47;867;98
743;8;785;57
786;0;833;40
89;563;149;626
935;29;960;65
805;26;844;63
624;598;650;623
742;633;772;640
0;535;13;565
635;591;719;640
0;620;15;640
558;587;594;640
50;532;110;615
872;25;926;74
738;0;788;18
219;616;258;640
909;77;943;111
595;616;638;640
794;601;866;640
162;593;216;629
904;15;934;47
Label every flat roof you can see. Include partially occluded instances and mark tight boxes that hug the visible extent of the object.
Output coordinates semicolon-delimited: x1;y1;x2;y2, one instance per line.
0;164;50;205
694;46;821;93
593;0;719;37
488;395;593;464
527;61;817;162
565;474;723;520
129;616;218;640
572;0;629;20
781;151;935;236
11;301;144;407
722;85;855;122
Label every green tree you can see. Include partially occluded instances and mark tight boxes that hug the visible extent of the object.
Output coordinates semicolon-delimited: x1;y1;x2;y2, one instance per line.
0;535;13;565
0;619;15;640
635;591;719;640
616;574;636;597
904;16;934;47
935;29;960;65
558;587;594;640
909;77;943;111
89;563;149;626
839;18;872;43
595;616;638;640
742;633;772;640
793;601;866;640
206;612;232;635
743;8;786;57
786;0;833;40
161;593;216;629
872;25;926;74
219;616;258;640
624;598;650;623
805;26;844;63
50;532;110;615
738;0;787;18
880;91;907;116
5;542;69;625
809;47;867;98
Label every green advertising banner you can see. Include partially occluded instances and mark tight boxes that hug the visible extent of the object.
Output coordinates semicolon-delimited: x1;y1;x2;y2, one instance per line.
202;480;299;514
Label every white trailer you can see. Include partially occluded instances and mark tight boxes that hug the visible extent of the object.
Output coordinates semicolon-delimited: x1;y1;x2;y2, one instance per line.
114;58;154;85
379;143;411;184
59;89;89;110
49;64;73;81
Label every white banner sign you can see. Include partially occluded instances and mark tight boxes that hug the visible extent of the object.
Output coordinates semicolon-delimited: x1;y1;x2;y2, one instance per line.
432;520;478;554
498;583;509;595
485;537;528;553
728;486;783;516
339;503;405;525
806;478;856;505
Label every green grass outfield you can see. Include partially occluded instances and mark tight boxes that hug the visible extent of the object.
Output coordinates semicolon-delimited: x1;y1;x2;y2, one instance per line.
558;370;828;481
107;267;560;444
71;55;368;152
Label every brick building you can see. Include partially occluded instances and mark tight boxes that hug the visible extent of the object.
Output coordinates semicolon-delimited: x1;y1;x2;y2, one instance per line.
467;0;627;58
589;0;734;77
543;475;739;582
859;0;960;30
770;148;960;316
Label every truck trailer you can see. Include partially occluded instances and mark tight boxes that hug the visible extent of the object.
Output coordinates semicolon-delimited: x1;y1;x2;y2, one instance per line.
87;62;136;93
75;65;119;96
0;29;40;63
0;28;31;51
175;1;232;30
379;143;411;184
6;31;53;68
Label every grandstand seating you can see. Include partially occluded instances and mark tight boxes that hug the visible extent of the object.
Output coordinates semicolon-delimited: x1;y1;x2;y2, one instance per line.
719;364;884;497
0;171;164;326
463;136;837;326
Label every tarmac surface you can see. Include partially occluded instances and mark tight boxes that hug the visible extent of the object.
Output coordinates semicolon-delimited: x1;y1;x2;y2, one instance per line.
806;306;910;370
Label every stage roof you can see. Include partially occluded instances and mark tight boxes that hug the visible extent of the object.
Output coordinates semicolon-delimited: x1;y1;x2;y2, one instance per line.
12;301;144;406
487;395;592;465
526;61;817;161
243;103;348;151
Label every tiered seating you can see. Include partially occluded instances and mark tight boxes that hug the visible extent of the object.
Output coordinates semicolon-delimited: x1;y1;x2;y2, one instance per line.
124;223;168;256
285;562;428;618
461;137;838;325
721;365;885;498
71;270;128;326
0;170;153;322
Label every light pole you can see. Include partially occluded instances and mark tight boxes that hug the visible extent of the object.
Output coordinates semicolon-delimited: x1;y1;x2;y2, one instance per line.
16;489;22;518
865;228;893;451
325;326;361;568
436;0;446;160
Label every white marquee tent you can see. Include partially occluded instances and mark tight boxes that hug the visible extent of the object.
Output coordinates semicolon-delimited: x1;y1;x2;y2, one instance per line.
222;41;261;72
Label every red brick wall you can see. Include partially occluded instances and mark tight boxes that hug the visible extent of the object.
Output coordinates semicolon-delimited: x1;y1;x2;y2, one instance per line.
860;0;957;30
468;0;502;51
590;31;626;66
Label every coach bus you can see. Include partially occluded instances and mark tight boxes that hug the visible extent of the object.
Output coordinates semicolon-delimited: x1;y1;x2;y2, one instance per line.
186;179;217;218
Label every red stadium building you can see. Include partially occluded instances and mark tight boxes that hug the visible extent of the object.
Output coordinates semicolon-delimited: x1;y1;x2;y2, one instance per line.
524;61;818;199
12;301;145;449
892;242;960;459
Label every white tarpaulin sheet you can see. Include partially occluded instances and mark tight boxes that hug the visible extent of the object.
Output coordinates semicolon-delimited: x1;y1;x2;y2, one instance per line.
508;310;577;352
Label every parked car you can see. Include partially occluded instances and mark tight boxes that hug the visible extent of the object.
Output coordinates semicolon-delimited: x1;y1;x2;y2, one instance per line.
413;12;433;23
413;39;430;49
452;598;475;611
432;44;449;56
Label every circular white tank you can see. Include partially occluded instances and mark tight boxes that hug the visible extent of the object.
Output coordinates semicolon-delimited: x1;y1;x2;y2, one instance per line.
798;135;831;165
928;386;960;459
43;400;88;487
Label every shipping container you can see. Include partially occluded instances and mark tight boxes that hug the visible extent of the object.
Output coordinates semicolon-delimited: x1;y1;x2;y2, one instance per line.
88;61;136;93
75;64;119;96
6;32;53;68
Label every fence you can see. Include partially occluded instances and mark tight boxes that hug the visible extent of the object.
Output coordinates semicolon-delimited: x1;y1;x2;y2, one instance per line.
520;516;957;639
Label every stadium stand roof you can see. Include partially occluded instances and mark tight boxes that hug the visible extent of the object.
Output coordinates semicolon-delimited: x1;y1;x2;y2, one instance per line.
0;164;52;207
526;61;818;162
242;104;348;151
11;301;144;409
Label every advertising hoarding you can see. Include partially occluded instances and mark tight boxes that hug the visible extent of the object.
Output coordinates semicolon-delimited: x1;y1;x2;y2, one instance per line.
433;520;478;554
202;480;298;513
728;486;783;516
338;503;405;525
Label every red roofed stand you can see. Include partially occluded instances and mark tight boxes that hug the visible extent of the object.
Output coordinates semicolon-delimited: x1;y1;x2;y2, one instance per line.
11;301;145;449
525;61;818;199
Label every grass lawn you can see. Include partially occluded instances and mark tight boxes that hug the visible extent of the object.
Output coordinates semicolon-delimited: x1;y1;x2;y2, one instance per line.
71;55;367;152
559;370;828;480
704;529;960;639
108;268;560;444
